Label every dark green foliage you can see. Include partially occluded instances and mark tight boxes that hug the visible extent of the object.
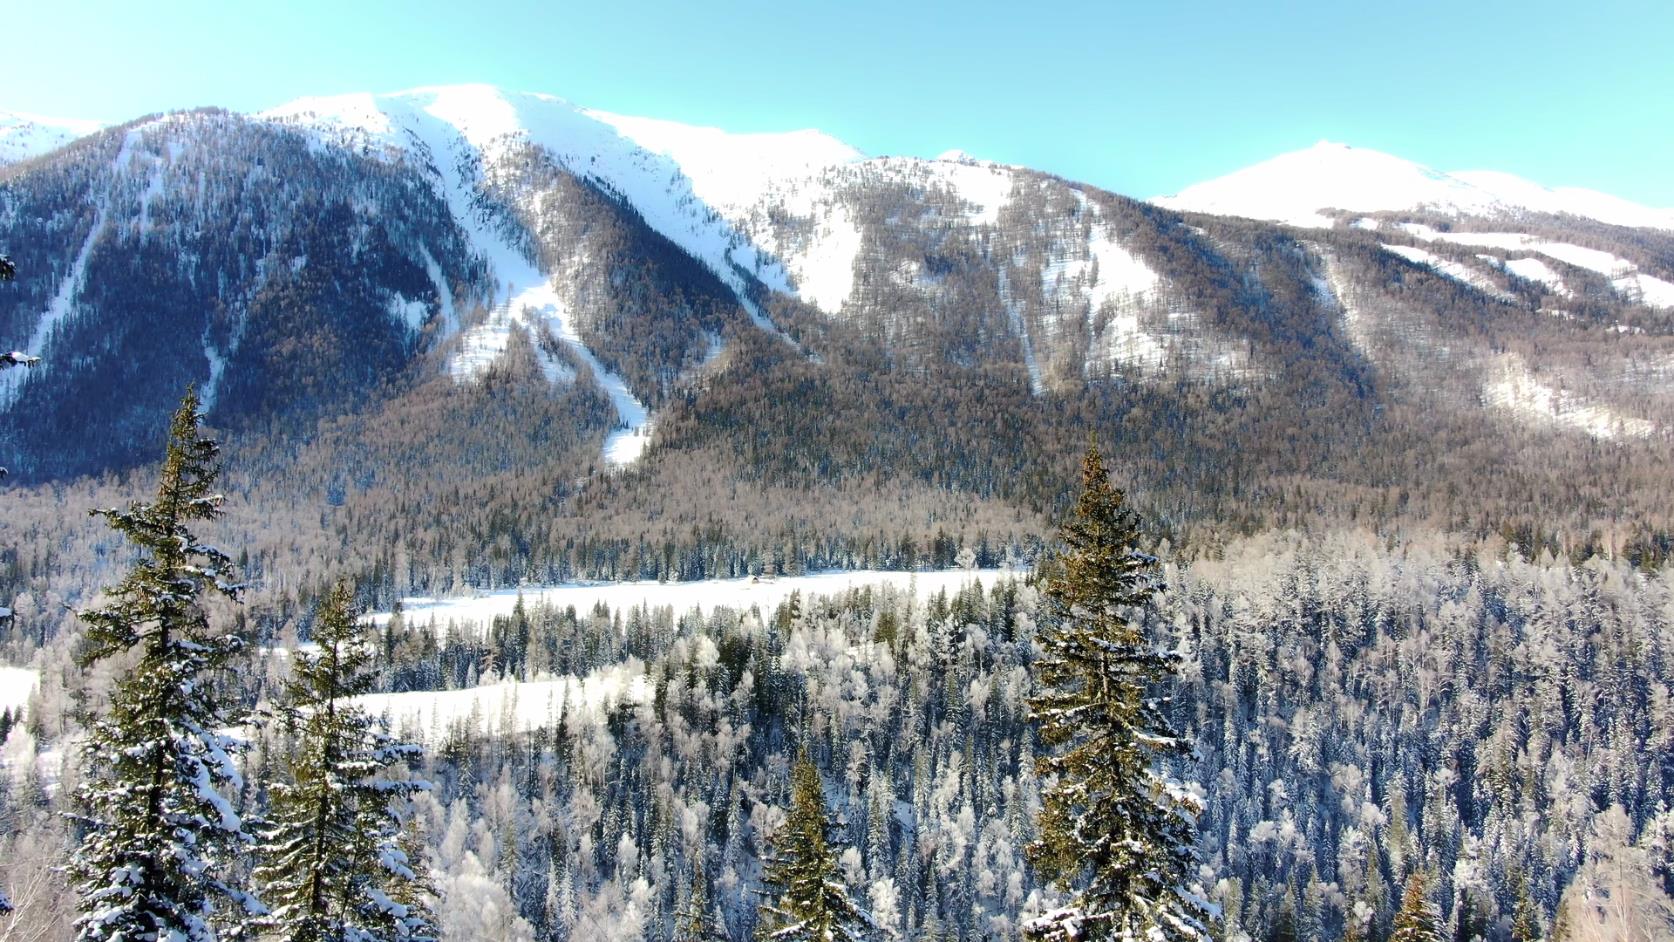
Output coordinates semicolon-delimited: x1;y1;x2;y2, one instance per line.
70;389;256;942
1389;872;1443;942
756;755;874;942
1026;444;1209;941
253;581;437;942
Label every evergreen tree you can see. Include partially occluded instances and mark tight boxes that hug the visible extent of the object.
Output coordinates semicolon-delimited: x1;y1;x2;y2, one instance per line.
675;862;725;941
253;582;438;942
70;389;260;942
1025;444;1211;942
1389;872;1443;942
1509;875;1542;942
756;755;875;941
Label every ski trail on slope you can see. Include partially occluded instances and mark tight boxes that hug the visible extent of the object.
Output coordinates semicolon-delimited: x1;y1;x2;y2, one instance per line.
0;130;139;410
397;98;653;469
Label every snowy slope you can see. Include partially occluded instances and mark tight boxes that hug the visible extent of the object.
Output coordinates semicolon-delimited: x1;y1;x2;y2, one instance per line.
264;85;830;320
264;87;676;466
1156;141;1674;231
261;85;878;465
0;110;102;165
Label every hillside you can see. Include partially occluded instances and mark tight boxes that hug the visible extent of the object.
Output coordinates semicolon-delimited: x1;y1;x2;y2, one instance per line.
1;87;1672;601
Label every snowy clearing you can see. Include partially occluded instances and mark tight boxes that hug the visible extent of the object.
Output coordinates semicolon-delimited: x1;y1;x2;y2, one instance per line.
1483;355;1656;440
370;568;1020;633
1380;244;1513;301
354;661;649;742
0;665;40;718
1398;224;1674;310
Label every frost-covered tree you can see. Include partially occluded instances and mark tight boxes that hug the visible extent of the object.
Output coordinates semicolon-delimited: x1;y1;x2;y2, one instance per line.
69;389;260;942
254;581;438;942
1025;444;1210;942
756;754;875;941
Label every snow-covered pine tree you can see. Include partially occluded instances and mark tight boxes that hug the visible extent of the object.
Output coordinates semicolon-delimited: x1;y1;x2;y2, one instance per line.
756;754;876;941
70;389;260;942
1388;871;1442;942
253;581;438;942
1024;443;1211;942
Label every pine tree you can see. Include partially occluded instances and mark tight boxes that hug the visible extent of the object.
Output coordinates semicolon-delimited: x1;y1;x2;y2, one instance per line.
253;581;438;942
756;755;876;941
1389;872;1443;942
1025;443;1211;942
675;862;725;941
1509;874;1541;942
70;389;260;942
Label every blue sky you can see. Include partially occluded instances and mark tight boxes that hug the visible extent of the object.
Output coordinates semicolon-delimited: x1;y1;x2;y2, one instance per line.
7;0;1672;204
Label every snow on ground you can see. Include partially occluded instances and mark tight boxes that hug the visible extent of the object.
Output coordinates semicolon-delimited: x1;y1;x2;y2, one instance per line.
1483;354;1656;440
1155;141;1674;231
583;111;861;219
1494;256;1572;296
778;199;865;314
1398;224;1674;310
370;568;1020;633
1380;244;1514;301
0;666;39;718
924;158;1016;226
353;661;649;742
996;268;1044;395
0;110;102;164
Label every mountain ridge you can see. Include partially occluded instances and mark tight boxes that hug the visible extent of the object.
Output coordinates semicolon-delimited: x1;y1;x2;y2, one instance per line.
1155;139;1674;230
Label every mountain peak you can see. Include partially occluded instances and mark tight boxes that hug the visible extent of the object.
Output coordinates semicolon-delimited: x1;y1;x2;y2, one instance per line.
1155;141;1674;231
0;109;104;165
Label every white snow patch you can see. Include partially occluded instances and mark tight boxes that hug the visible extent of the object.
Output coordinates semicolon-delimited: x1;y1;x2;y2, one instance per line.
582;111;861;217
924;160;1015;226
1495;256;1571;296
1086;228;1162;307
1483;355;1655;440
785;200;864;313
1380;244;1513;301
1399;225;1674;310
388;295;430;333
0;666;39;718
417;246;459;335
353;662;649;741
201;331;228;410
369;568;1019;634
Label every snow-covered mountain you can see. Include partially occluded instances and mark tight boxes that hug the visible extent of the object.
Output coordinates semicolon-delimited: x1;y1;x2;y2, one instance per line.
3;86;1672;489
1155;140;1674;231
0;110;103;165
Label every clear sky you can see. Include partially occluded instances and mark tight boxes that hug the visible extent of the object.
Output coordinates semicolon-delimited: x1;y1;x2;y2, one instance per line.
6;0;1672;204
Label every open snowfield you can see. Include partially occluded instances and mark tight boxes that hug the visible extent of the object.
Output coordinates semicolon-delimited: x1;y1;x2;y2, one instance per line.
0;665;39;718
370;568;1021;632
354;661;649;742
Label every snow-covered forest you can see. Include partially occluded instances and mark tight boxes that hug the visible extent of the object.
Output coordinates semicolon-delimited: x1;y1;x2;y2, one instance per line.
5;525;1671;940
